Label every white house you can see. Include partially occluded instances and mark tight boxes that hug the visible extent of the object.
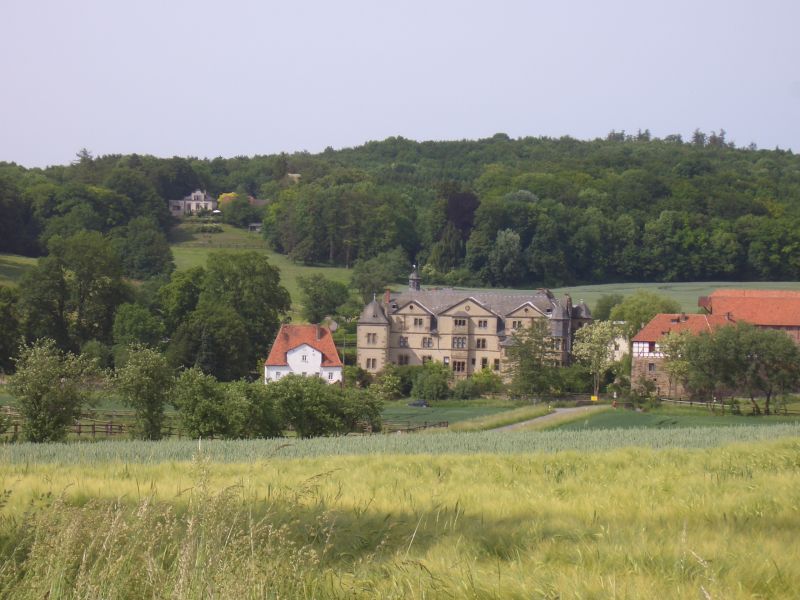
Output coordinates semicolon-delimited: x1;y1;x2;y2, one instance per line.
169;189;217;218
264;324;343;384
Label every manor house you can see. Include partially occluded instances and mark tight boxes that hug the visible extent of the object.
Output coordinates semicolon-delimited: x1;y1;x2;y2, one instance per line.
357;269;592;377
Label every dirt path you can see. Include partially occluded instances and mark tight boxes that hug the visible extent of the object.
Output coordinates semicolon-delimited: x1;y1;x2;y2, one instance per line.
493;405;608;431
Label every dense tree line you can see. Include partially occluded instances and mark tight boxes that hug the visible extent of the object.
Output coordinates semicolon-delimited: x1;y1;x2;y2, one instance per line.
1;131;799;287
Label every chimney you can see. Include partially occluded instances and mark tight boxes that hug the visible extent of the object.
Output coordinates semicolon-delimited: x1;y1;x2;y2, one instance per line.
384;288;391;305
315;324;321;340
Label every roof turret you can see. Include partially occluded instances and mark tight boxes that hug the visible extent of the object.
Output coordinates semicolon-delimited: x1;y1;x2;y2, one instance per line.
358;299;389;325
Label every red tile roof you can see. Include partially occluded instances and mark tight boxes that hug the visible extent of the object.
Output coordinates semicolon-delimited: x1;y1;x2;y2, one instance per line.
702;289;800;327
264;324;343;367
632;313;731;342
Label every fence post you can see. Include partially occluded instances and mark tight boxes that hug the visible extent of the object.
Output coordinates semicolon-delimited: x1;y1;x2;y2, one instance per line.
77;422;81;437
92;423;96;438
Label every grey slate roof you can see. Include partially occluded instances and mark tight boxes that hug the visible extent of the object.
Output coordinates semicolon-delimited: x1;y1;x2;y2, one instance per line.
358;299;389;325
388;288;566;318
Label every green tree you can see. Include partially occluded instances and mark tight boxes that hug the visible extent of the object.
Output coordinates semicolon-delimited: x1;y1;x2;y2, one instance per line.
506;319;559;399
167;304;250;381
171;368;227;438
110;216;175;279
572;321;619;397
609;291;681;345
488;229;525;286
351;247;409;303
271;375;342;438
112;303;165;348
592;294;624;321
199;252;290;367
297;274;350;323
658;330;692;398
9;339;98;442
21;232;129;349
223;380;282;438
157;266;205;333
115;345;173;440
0;286;21;373
411;361;451;401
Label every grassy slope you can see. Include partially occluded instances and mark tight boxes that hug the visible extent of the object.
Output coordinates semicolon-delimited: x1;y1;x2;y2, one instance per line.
169;223;350;313
1;436;799;598
0;253;36;286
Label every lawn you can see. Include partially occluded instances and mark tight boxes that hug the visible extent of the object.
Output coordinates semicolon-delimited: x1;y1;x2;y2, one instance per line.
381;399;516;428
1;434;799;598
553;405;800;431
0;253;36;286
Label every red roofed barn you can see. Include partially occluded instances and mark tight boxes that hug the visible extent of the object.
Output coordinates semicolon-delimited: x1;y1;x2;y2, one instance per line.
632;289;800;398
631;313;730;397
264;324;343;384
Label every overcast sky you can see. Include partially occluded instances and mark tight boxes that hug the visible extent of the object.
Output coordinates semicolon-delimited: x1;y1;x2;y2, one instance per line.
2;0;799;168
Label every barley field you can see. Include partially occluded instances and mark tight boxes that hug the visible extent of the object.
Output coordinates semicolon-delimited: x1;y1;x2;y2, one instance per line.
1;431;799;599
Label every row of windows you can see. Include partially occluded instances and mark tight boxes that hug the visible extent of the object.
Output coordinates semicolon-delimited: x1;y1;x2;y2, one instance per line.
272;371;334;380
390;336;494;349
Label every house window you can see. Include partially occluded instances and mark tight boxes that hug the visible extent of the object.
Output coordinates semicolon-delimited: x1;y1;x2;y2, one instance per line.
327;372;333;380
454;318;467;327
367;333;377;344
476;338;486;349
453;361;466;372
452;337;466;349
471;358;476;366
481;357;488;369
551;338;561;351
398;354;410;365
366;358;377;369
478;320;488;328
493;359;500;371
399;336;408;347
301;354;308;362
275;372;281;379
648;363;656;373
422;355;432;364
443;357;450;365
422;337;433;348
512;320;522;330
413;317;424;327
648;342;656;353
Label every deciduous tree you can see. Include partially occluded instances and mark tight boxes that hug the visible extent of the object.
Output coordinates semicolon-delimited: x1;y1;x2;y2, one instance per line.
9;339;99;442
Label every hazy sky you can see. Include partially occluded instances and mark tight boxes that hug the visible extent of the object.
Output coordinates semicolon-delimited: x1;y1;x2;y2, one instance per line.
2;0;799;168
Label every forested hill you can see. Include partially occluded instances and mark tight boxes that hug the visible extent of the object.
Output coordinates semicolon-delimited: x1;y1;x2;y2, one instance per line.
2;130;800;287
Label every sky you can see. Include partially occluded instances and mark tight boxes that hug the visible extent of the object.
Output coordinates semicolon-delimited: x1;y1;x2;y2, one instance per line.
1;0;799;168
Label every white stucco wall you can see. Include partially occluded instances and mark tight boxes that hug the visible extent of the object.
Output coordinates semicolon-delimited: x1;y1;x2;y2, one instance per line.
265;343;342;384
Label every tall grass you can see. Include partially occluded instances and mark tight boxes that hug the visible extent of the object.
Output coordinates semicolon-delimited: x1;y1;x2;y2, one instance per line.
1;423;798;464
1;438;799;598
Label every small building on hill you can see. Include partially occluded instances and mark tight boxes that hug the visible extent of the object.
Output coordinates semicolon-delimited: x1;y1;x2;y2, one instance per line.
169;189;217;218
264;324;343;384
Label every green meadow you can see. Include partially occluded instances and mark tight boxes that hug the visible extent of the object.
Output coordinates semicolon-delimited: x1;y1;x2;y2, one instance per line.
169;223;351;310
0;253;36;287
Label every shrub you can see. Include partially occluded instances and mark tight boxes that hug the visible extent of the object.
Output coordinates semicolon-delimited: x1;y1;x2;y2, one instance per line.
411;362;451;401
